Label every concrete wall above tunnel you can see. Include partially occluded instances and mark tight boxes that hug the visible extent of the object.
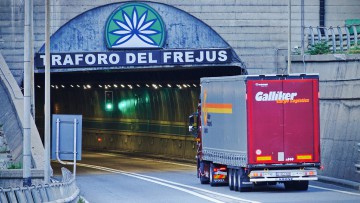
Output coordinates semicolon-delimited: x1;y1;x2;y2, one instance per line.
34;1;246;73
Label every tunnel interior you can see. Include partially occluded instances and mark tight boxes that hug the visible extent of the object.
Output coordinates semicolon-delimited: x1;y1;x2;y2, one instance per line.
34;66;242;157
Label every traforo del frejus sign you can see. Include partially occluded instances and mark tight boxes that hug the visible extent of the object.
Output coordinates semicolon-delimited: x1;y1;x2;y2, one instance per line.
35;3;231;68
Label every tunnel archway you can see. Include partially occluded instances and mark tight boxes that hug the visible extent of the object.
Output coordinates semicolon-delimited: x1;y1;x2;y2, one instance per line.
34;2;246;158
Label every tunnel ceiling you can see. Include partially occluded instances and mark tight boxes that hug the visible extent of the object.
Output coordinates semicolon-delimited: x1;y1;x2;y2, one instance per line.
34;1;245;74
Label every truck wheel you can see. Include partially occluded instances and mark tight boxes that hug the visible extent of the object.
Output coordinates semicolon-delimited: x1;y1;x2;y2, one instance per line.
237;168;252;192
210;163;215;186
234;169;239;191
199;160;209;184
228;169;234;190
200;175;209;184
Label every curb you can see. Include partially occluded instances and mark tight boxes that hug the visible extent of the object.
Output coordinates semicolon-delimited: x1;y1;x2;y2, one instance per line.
318;175;360;191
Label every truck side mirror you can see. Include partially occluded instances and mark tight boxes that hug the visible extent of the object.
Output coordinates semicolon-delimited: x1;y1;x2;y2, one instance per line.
188;114;198;137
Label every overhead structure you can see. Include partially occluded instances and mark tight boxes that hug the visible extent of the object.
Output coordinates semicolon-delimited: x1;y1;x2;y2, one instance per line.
34;2;245;74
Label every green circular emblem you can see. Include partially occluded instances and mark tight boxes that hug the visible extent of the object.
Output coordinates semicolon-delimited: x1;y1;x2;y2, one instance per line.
105;3;166;49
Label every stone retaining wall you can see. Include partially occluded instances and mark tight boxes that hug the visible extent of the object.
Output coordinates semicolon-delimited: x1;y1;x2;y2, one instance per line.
292;54;360;183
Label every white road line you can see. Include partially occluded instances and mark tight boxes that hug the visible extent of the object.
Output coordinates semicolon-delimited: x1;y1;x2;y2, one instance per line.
309;185;360;196
134;173;261;203
77;163;259;203
96;152;196;168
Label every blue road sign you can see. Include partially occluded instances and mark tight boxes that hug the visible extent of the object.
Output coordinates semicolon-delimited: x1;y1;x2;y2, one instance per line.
51;114;82;161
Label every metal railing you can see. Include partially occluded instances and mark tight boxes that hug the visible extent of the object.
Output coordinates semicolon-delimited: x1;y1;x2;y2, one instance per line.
305;24;359;53
0;168;80;203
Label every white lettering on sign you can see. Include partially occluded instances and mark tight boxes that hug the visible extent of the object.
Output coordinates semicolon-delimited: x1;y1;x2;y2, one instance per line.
109;53;120;64
255;91;298;101
35;49;231;68
75;54;83;65
148;53;157;63
85;54;96;65
218;50;228;62
52;55;62;66
98;54;108;65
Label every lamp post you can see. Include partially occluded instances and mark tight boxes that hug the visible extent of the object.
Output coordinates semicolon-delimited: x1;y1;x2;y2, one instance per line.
44;0;51;184
287;0;292;75
23;0;33;187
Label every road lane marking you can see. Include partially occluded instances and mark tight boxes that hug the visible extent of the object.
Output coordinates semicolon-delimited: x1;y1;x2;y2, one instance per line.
135;173;261;203
77;163;259;203
309;185;360;196
96;152;196;168
77;163;224;203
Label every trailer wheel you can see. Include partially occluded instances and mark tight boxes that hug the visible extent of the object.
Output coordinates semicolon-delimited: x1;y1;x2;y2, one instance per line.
199;160;209;184
228;169;234;190
234;169;239;191
210;163;215;186
237;168;252;192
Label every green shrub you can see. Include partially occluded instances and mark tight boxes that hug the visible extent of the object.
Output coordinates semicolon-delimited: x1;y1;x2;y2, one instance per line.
7;162;22;169
348;45;360;54
78;197;86;203
307;40;331;55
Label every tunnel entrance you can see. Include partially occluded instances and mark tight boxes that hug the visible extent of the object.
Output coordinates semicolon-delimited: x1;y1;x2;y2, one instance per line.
33;1;246;159
34;66;242;159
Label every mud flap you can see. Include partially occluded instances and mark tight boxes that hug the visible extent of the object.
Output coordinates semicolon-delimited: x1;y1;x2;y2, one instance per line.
238;168;253;192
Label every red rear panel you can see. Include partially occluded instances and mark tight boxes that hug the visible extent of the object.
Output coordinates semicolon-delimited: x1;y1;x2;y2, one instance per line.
247;76;320;165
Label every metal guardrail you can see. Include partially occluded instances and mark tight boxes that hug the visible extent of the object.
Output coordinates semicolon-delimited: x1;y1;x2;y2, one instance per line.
305;24;359;53
356;143;360;174
0;168;79;203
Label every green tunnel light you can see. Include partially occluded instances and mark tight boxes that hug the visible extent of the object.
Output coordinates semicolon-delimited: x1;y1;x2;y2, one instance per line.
105;91;113;112
105;103;113;111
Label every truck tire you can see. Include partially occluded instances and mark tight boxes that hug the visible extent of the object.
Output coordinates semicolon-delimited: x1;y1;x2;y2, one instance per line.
199;160;209;184
200;175;209;184
237;168;252;192
229;169;234;190
234;169;239;191
284;181;309;191
210;163;215;186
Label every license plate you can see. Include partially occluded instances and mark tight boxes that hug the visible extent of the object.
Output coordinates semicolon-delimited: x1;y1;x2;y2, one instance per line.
276;172;291;177
279;178;292;181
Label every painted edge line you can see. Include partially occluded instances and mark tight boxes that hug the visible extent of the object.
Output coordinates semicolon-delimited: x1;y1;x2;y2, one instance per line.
77;163;224;203
309;185;360;196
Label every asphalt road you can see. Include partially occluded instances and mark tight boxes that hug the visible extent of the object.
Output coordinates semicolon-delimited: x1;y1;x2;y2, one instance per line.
52;150;360;203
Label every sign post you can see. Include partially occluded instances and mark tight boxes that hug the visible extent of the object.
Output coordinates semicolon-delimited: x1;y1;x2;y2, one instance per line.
52;115;82;178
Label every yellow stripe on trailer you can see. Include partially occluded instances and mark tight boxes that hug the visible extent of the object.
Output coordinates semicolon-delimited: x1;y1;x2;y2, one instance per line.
256;156;272;161
207;107;232;114
297;154;312;160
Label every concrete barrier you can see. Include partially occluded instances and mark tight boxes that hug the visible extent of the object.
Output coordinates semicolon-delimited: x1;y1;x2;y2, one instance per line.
83;129;197;160
0;168;79;203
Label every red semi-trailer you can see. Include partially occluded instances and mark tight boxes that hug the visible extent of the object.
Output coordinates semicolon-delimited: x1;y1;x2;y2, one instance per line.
189;74;321;191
